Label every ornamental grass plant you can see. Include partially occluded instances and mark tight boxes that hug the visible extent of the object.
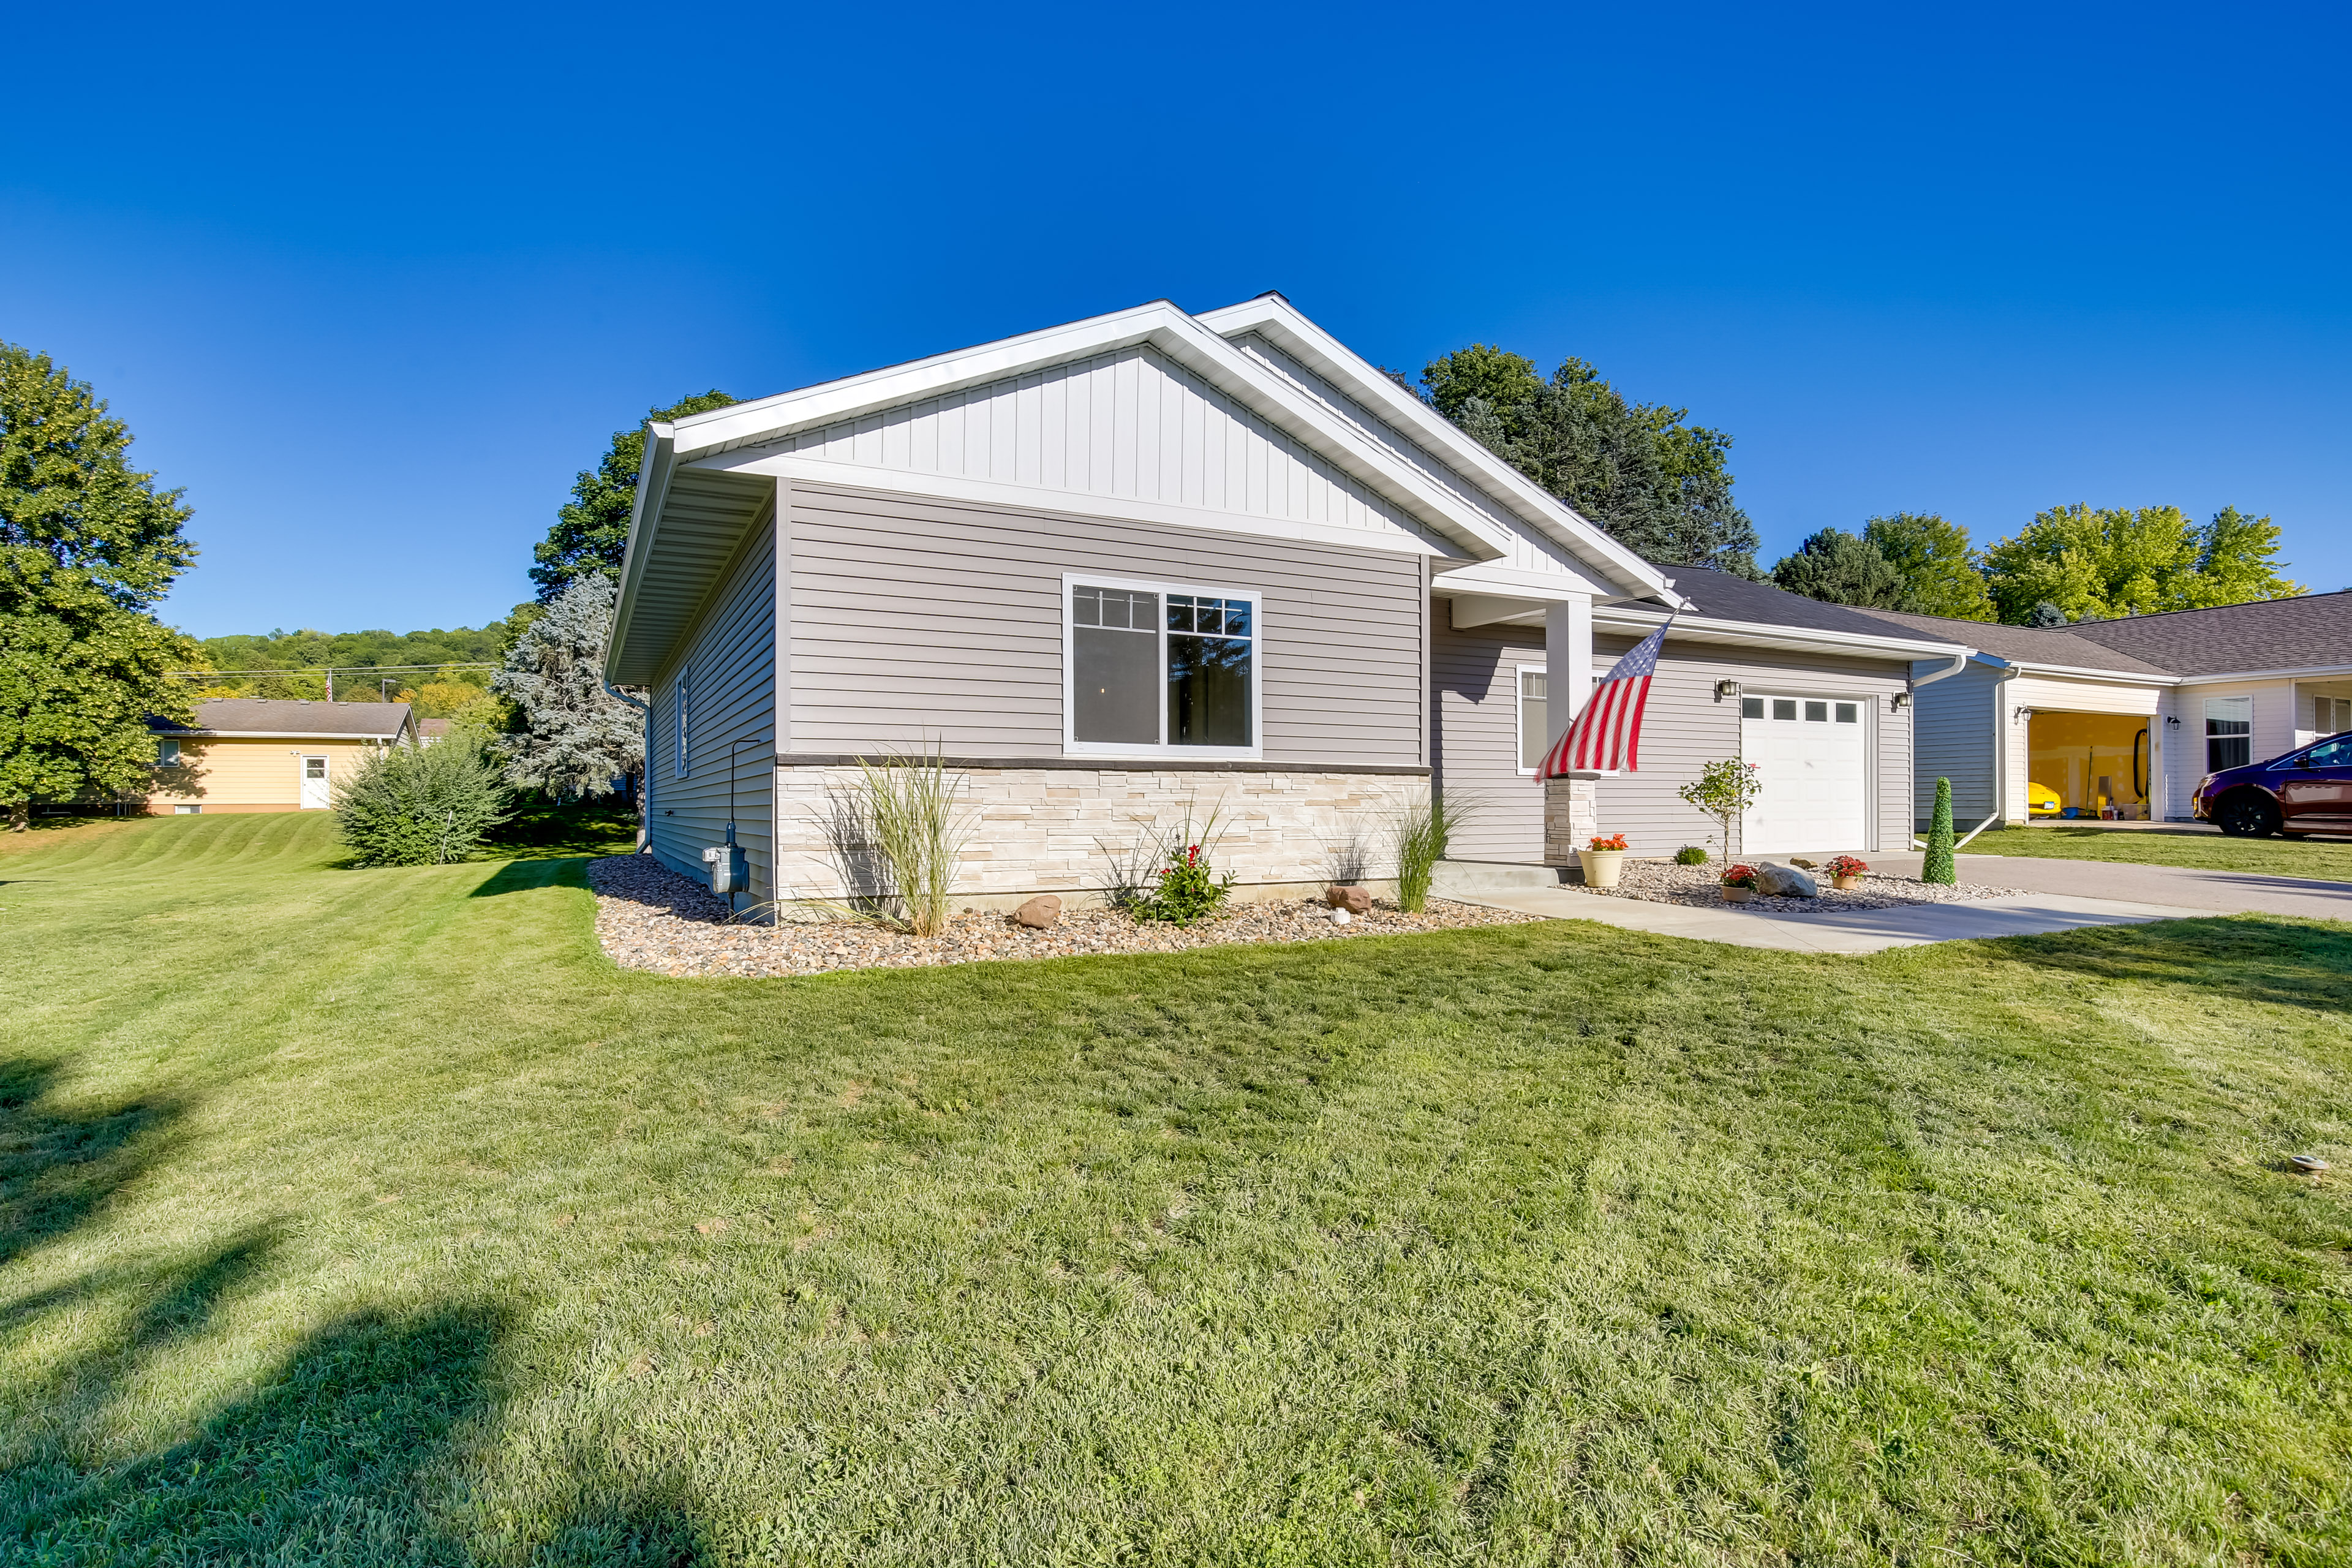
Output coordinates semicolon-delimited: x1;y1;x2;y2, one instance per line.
850;746;971;937
333;730;514;866
1392;790;1474;913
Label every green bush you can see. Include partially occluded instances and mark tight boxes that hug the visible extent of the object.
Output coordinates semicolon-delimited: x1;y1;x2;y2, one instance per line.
1923;776;1957;885
1132;840;1237;925
1673;844;1709;865
335;733;516;866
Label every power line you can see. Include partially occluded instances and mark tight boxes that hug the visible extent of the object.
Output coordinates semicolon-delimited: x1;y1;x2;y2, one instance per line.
165;663;500;677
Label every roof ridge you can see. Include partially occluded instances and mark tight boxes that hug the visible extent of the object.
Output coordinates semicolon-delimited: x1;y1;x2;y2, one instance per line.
2062;589;2346;630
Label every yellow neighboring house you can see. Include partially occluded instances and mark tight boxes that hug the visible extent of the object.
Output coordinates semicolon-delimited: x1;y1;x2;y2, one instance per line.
146;699;416;814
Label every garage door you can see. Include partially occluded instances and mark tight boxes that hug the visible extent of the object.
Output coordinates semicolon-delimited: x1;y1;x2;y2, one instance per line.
1740;694;1868;854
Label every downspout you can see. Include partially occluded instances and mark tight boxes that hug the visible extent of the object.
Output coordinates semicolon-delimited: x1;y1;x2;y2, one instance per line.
1905;650;2002;851
603;677;650;850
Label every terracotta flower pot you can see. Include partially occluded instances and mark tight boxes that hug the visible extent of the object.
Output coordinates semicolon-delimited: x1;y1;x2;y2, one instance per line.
1721;885;1754;903
1831;874;1859;891
1577;848;1627;890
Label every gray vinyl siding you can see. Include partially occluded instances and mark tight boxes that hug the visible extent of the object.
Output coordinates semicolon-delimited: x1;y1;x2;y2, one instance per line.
647;514;777;894
785;481;1427;766
1590;638;1909;859
1431;619;1548;859
1910;660;1999;828
1434;623;1915;860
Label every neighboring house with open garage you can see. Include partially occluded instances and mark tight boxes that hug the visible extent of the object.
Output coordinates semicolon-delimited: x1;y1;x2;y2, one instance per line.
1866;591;2352;828
144;699;415;814
603;295;1982;912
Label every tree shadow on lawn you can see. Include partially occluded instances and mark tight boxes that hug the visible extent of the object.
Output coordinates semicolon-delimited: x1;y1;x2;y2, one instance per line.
1980;914;2352;1015
9;1239;704;1563
0;1057;182;1271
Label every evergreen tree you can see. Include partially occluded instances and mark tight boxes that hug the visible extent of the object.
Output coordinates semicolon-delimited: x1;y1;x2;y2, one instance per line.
1862;512;1996;620
0;342;200;829
1422;348;1762;576
1771;527;1906;608
1922;777;1956;885
532;391;737;601
492;574;643;803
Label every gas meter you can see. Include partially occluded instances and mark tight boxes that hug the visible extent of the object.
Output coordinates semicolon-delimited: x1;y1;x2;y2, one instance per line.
703;832;748;896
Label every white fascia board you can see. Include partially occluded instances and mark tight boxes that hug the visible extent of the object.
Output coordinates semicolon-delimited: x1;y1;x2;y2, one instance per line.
1193;295;1682;606
1429;559;1611;598
2171;662;2352;685
662;300;1517;565
1580;604;1978;663
717;454;1462;562
1446;592;1589;630
605;422;679;684
1973;654;2177;685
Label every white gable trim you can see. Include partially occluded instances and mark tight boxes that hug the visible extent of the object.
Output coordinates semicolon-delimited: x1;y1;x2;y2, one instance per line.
1194;295;1681;606
669;301;1524;565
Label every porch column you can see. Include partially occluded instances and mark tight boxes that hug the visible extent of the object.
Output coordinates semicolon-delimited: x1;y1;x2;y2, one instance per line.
1542;597;1597;862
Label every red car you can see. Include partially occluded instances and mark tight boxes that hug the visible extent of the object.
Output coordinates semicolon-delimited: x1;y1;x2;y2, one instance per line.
2193;731;2352;837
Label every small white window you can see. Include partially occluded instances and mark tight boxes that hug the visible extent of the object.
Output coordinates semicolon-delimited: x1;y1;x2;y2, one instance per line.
1804;701;1829;722
174;804;202;815
1834;703;1858;723
1772;699;1797;721
1065;576;1260;756
1517;668;1548;772
674;673;689;778
1740;696;1764;719
2205;695;2252;772
156;738;181;766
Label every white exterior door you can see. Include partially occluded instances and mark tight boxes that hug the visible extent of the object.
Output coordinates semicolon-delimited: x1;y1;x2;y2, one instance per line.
1740;695;1868;854
299;755;331;809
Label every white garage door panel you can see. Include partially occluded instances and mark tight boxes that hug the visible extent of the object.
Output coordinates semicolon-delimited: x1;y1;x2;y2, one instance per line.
1742;696;1868;854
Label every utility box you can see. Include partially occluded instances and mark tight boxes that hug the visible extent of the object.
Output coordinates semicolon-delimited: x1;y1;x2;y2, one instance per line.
702;843;749;895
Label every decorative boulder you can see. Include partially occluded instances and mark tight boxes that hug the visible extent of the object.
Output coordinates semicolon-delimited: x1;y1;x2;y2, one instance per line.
1324;884;1373;915
1755;862;1819;898
1014;894;1062;929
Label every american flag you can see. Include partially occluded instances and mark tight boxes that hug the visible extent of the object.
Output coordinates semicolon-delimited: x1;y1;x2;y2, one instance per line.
1540;618;1675;777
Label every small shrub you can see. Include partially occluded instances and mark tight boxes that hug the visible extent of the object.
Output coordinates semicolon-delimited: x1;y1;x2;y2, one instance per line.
1673;844;1709;865
335;733;515;866
1676;760;1762;865
1133;839;1237;925
1392;791;1475;914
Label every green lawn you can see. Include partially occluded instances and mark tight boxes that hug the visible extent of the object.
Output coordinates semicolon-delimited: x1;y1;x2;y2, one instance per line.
4;814;2350;1564
1967;824;2352;881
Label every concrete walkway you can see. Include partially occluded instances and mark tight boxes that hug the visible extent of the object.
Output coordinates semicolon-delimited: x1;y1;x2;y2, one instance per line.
1460;885;2216;954
1869;851;2352;922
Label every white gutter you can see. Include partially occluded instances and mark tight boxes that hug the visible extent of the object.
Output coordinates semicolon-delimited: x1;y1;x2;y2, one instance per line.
157;729;407;740
2173;662;2352;684
1909;660;2018;851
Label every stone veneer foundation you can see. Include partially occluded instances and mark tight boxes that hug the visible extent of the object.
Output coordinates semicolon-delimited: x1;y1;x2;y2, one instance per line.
769;763;1430;913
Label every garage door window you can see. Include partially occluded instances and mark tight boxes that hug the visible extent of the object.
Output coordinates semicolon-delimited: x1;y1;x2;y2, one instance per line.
2205;696;2252;771
1743;696;1860;725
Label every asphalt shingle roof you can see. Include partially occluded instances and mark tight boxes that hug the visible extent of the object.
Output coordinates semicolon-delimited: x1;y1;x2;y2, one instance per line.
1654;567;1975;644
1853;609;2176;675
162;699;414;737
2059;591;2352;677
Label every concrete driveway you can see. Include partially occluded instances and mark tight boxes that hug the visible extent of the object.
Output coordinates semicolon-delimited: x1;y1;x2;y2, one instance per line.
1453;851;2352;955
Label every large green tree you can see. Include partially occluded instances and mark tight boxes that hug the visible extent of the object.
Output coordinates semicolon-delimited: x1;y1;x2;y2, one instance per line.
0;343;200;829
1981;503;2302;624
1771;527;1906;608
1862;512;1996;620
532;391;737;601
1422;348;1762;577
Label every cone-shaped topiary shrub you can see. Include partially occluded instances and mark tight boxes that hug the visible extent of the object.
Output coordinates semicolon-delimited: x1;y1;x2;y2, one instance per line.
1923;776;1957;885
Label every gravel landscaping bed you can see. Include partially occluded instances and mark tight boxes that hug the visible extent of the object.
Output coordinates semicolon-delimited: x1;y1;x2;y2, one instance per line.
586;853;1544;978
1570;859;2027;913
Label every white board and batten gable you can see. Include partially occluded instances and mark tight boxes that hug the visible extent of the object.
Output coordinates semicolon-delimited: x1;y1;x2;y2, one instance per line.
606;296;1679;684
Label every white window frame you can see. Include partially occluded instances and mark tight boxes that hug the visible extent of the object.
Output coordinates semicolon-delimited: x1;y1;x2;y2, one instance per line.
1061;571;1264;761
1515;663;1547;776
674;673;689;778
156;737;181;766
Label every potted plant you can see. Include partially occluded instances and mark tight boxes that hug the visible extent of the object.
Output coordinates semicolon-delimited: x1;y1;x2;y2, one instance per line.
1719;863;1758;903
1578;832;1630;890
1825;854;1868;891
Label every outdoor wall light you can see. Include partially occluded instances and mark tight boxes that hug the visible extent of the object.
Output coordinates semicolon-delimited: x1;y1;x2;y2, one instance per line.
1890;692;1911;710
1714;680;1740;701
2165;715;2182;729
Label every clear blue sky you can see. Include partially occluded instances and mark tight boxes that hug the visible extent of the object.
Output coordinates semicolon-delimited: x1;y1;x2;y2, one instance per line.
6;1;2346;638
